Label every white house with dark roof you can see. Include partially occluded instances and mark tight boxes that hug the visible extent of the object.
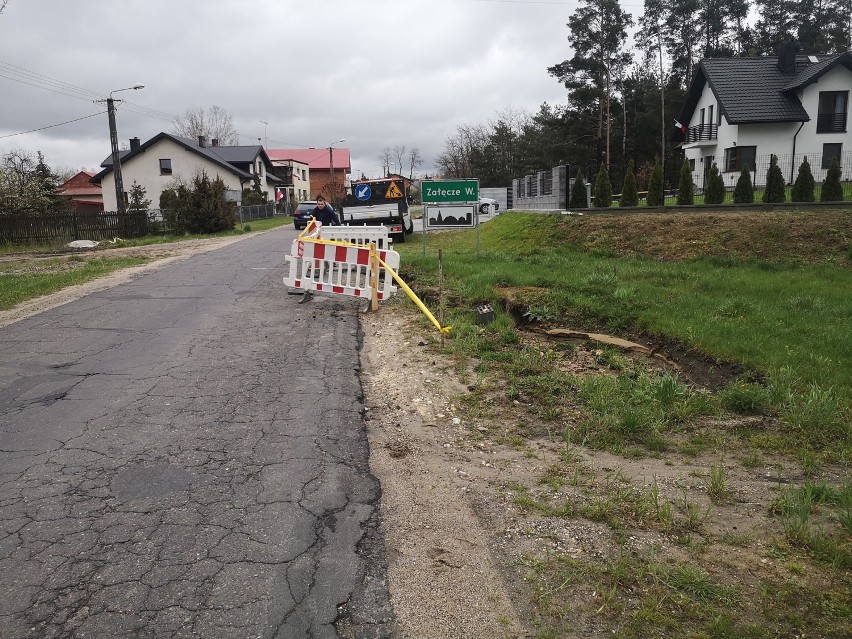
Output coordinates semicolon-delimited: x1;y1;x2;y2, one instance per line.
91;134;282;211
675;46;852;189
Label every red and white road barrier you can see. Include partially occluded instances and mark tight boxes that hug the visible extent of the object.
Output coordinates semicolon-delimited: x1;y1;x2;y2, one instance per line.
283;228;399;301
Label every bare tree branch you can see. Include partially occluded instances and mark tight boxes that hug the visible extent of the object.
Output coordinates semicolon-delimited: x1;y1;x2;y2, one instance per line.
171;105;240;145
378;147;392;177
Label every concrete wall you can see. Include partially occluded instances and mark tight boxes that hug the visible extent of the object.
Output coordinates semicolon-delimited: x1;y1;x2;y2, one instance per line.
511;165;568;210
480;187;509;211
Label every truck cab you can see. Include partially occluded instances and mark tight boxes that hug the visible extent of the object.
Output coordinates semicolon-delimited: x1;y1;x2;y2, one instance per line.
339;177;414;242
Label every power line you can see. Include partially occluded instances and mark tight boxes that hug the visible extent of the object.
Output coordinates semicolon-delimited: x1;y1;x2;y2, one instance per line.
0;59;179;123
0;111;106;140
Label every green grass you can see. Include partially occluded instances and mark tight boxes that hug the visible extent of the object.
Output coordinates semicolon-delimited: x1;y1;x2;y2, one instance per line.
397;212;851;457
1;215;291;255
0;256;151;310
0;217;293;310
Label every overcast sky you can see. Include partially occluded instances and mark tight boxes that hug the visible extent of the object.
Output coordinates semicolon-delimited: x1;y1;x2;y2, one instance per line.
0;0;622;179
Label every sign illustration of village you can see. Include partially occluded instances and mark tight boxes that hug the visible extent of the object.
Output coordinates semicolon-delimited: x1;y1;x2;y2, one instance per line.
426;205;475;228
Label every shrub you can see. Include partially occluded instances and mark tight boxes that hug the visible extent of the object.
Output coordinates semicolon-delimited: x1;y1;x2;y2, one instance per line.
184;170;236;234
646;158;664;206
677;159;694;205
791;157;815;202
705;163;725;204
159;183;190;233
593;163;612;208
128;181;151;212
820;156;843;202
570;170;588;209
762;154;786;203
620;160;638;207
733;165;754;204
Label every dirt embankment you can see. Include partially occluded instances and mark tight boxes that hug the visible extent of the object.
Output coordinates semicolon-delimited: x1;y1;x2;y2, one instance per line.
547;209;852;265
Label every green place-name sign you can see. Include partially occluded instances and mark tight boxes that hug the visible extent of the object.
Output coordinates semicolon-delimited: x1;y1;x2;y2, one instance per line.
421;179;479;203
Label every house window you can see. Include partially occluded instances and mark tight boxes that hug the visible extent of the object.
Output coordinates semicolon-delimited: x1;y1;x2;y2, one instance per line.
822;143;842;169
159;159;172;176
699;108;705;124
725;146;756;172
689;159;696;171
302;169;306;181
717;108;722;126
708;105;714;126
817;91;848;133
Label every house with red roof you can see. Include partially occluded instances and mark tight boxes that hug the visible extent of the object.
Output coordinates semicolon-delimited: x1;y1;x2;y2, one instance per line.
56;171;103;213
266;147;351;203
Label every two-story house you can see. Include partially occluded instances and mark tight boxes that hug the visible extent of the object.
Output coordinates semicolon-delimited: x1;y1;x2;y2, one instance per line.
92;133;282;211
268;158;311;203
675;46;851;190
266;147;351;203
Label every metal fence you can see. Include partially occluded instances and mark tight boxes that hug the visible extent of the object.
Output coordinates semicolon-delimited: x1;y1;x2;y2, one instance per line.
693;151;852;191
236;203;276;223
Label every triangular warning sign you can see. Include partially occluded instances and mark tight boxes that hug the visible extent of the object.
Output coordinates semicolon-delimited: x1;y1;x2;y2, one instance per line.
384;182;403;198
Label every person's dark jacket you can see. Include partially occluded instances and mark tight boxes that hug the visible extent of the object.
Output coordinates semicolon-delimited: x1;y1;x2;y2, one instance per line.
311;203;340;226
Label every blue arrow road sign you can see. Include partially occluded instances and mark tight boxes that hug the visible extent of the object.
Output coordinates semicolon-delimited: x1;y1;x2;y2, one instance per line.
354;184;372;201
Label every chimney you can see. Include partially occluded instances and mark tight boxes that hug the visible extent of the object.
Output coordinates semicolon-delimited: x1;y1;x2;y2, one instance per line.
777;41;800;73
212;138;219;147
129;137;140;151
198;135;206;148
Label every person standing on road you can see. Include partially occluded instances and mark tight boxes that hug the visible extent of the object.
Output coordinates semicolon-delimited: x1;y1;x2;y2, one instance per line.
311;195;340;226
299;195;340;304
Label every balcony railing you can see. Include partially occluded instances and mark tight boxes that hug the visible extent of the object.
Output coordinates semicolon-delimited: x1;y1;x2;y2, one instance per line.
816;112;848;133
685;123;718;144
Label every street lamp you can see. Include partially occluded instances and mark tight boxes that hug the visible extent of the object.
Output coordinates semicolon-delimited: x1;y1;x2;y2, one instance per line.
98;83;144;215
259;120;269;148
329;138;345;202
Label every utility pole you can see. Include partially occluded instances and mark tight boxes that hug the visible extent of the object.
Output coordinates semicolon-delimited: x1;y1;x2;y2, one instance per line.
328;138;345;203
96;84;144;214
259;120;268;148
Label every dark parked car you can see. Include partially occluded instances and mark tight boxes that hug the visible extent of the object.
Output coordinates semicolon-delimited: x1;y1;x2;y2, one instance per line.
292;201;333;230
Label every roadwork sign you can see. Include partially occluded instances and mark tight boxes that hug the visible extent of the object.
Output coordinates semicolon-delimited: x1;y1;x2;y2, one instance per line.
384;182;403;199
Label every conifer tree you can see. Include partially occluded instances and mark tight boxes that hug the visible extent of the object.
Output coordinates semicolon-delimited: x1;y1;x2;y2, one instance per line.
646;158;664;206
593;163;612;208
791;157;815;202
619;160;638;207
705;163;725;204
762;154;786;203
570;170;588;208
128;181;151;212
677;158;694;205
820;157;843;202
733;165;754;204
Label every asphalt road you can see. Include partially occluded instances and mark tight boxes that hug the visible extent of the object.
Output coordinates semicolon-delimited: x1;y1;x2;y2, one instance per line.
0;228;392;638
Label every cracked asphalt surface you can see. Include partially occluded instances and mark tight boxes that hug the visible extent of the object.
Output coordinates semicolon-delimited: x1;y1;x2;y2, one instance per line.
0;229;393;638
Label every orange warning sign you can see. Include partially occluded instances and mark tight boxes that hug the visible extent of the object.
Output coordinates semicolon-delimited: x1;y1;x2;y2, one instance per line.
384;181;403;198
